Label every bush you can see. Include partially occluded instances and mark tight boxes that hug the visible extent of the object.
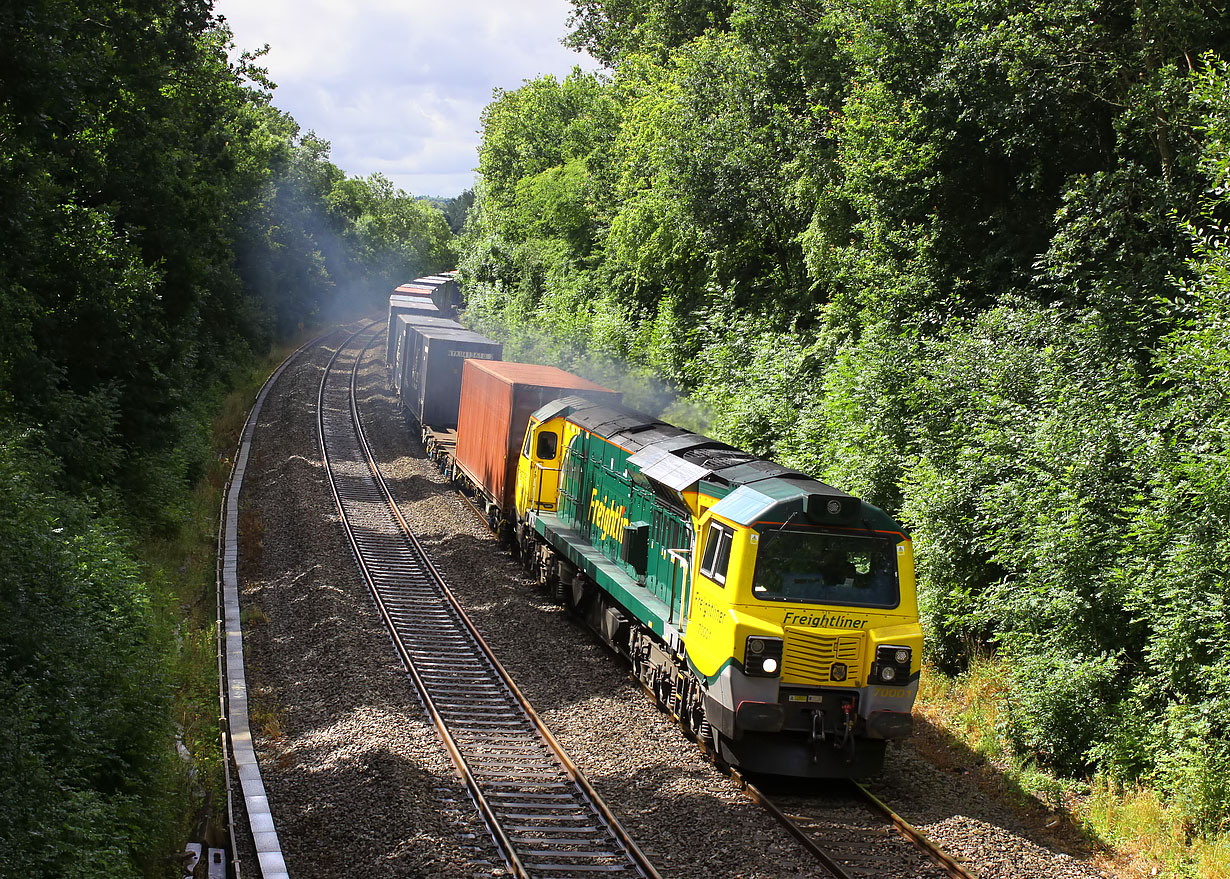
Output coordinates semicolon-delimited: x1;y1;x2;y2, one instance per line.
1149;693;1230;836
0;432;173;878
1001;644;1120;776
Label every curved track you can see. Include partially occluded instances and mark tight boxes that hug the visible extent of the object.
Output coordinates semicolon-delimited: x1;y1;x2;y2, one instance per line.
218;329;344;879
318;324;662;879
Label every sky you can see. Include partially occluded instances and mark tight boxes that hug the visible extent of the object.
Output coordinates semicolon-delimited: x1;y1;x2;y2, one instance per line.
212;0;596;198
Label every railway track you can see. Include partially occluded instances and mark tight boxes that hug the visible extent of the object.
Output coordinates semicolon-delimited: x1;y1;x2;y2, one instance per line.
318;324;662;879
735;772;978;879
622;666;975;879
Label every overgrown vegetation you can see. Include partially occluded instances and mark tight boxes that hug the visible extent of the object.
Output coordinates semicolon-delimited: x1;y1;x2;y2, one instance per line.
917;660;1230;878
0;2;452;874
460;0;1230;856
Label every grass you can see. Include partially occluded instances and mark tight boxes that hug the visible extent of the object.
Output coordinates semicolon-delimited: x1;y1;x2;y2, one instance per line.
916;657;1230;879
132;339;301;856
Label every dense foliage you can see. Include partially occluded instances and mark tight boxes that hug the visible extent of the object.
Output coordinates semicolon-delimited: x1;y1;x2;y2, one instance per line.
0;1;452;874
461;0;1230;832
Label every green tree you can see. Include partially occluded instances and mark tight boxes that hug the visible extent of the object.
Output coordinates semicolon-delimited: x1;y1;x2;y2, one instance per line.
0;435;171;877
565;0;734;66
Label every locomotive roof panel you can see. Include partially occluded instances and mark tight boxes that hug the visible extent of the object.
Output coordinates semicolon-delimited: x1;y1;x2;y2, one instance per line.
706;484;778;526
569;404;661;440
708;480;848;525
531;395;599;423
716;459;798;484
627;435;766;492
611;424;686;450
675;443;758;472
707;479;906;535
638;454;713;491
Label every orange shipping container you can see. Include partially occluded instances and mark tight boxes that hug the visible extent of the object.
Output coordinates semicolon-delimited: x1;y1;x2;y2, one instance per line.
455;361;621;513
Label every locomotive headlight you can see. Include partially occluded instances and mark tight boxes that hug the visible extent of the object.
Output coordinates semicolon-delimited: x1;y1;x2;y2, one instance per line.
872;644;912;687
743;636;783;677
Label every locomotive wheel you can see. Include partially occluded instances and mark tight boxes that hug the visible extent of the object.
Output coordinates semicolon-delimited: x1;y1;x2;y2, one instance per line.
654;675;671;709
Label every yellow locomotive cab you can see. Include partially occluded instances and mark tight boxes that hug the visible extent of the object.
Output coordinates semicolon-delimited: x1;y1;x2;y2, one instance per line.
680;482;923;774
515;412;573;515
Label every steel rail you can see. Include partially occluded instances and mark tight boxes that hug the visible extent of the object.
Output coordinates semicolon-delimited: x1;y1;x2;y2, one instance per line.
854;782;979;879
318;324;661;879
727;768;978;879
217;329;343;878
731;771;858;879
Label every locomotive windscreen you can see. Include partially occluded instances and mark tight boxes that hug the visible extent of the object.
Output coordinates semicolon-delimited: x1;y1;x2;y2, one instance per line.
751;531;900;609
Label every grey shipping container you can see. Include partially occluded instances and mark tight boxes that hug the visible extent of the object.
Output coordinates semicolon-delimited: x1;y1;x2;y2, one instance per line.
400;325;502;428
391;312;463;397
386;293;440;365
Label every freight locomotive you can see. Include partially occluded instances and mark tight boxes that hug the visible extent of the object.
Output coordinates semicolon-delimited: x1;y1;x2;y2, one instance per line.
386;280;922;777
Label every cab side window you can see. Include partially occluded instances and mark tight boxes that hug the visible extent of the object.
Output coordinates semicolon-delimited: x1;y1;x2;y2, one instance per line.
699;522;733;585
535;430;558;460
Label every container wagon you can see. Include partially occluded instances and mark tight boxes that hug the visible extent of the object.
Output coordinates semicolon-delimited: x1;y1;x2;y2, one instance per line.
399;324;502;431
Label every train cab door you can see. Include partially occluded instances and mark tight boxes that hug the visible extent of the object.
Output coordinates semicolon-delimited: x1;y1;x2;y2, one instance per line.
684;511;742;674
516;418;565;515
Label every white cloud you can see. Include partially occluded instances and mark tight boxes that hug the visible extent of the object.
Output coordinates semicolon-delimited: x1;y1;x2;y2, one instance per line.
215;0;594;197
